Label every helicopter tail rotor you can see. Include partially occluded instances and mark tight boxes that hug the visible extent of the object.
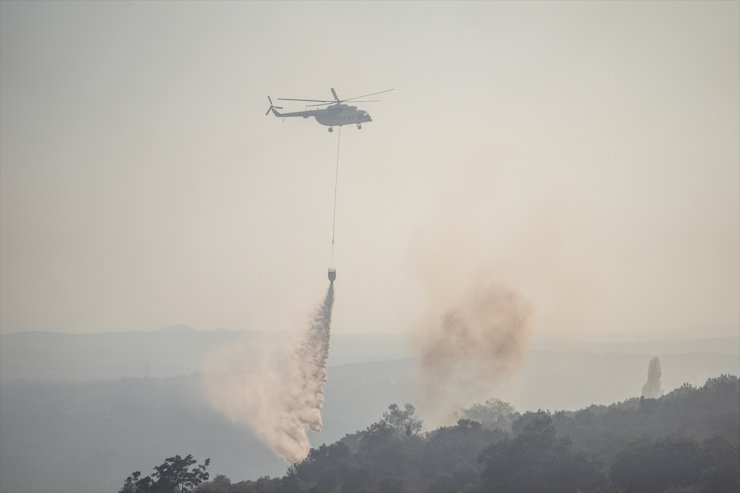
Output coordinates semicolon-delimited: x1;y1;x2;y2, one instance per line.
265;96;283;116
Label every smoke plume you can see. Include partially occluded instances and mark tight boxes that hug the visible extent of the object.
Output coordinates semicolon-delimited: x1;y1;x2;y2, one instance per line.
641;356;663;398
416;280;533;425
202;283;334;463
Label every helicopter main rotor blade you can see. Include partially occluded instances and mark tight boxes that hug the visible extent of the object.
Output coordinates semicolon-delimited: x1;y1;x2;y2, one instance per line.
331;88;340;102
342;89;394;102
305;99;382;107
277;97;334;103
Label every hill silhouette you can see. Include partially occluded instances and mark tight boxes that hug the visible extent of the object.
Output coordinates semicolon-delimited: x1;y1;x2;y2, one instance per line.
190;375;739;493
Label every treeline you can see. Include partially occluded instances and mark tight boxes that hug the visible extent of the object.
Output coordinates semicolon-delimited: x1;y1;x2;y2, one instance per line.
123;375;739;493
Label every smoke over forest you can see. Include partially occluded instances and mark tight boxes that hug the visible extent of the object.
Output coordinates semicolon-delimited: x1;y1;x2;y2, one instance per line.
415;281;533;424
203;284;335;463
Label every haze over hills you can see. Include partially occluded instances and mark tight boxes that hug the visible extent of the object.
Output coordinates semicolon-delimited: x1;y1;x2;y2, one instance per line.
0;327;738;492
0;327;415;381
2;325;736;382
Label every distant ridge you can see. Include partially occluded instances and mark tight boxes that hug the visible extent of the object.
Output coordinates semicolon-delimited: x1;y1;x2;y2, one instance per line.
0;329;412;381
1;325;255;337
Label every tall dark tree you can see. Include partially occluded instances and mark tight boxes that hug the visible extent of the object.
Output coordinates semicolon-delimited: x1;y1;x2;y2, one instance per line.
641;356;663;398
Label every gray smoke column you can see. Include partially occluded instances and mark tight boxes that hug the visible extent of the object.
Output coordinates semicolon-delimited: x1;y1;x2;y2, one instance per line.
641;356;663;398
416;281;533;425
203;283;334;463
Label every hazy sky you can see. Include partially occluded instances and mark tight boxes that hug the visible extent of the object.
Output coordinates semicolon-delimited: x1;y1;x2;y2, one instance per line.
1;1;738;337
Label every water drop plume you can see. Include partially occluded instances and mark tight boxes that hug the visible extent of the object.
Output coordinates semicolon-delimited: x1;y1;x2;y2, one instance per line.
203;283;334;463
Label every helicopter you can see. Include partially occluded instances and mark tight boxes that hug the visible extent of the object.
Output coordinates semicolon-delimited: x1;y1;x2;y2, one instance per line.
265;88;393;132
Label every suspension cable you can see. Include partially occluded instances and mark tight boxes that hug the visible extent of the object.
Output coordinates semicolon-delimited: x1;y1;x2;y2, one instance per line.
330;126;341;264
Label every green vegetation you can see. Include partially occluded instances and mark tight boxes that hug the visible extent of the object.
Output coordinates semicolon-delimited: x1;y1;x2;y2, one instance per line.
123;375;739;493
120;454;210;493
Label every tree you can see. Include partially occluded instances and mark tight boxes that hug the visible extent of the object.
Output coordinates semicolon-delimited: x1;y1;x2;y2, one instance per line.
421;419;505;481
460;398;517;431
284;442;352;492
379;477;405;493
611;435;739;493
119;454;210;493
479;413;605;493
195;475;232;493
641;356;663;398
382;403;423;437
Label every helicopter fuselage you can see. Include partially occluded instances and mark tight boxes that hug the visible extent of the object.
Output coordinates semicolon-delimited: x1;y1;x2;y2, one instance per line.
270;104;372;128
315;105;372;127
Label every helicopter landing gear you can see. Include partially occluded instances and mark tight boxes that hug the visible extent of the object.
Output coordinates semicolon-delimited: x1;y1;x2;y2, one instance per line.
328;127;333;133
357;124;362;129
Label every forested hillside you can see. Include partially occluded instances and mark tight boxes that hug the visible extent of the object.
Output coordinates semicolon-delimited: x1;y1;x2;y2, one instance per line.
176;375;739;493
